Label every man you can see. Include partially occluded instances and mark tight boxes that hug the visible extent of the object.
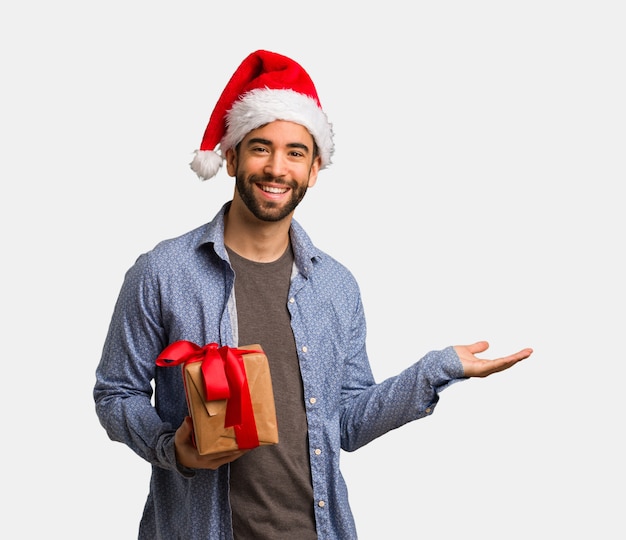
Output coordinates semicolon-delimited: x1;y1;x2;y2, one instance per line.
94;49;533;539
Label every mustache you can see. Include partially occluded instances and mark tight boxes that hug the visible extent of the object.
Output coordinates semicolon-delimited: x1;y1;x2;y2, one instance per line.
248;174;293;187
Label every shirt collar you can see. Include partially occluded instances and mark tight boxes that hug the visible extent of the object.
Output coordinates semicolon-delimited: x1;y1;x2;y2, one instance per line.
197;201;324;278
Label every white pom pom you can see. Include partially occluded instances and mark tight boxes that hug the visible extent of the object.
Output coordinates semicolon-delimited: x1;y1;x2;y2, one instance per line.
189;150;224;181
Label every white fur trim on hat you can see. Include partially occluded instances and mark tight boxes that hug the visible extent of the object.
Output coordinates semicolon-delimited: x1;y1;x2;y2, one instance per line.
221;88;334;169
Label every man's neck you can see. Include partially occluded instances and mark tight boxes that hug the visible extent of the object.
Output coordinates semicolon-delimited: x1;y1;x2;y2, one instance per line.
223;200;292;263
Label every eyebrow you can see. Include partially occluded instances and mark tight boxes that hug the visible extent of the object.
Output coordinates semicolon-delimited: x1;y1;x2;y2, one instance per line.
246;137;310;154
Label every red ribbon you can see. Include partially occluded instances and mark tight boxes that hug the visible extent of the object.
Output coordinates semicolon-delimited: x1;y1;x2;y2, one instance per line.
156;341;262;449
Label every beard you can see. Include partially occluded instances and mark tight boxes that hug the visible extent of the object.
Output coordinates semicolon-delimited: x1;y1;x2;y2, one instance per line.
235;172;309;222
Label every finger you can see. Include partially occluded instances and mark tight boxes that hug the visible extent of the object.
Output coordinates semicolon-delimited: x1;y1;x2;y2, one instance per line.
481;348;533;375
464;341;490;355
200;450;249;470
175;416;193;443
204;449;248;460
499;348;534;363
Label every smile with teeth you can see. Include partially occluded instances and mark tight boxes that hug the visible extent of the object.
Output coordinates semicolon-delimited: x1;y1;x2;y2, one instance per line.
259;184;289;194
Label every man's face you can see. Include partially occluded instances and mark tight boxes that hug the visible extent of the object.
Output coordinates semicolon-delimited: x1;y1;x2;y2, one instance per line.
226;120;320;222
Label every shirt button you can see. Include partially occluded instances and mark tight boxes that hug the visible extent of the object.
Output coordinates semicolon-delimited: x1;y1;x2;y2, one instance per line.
318;500;325;508
309;397;317;404
289;297;295;303
302;346;308;353
425;408;432;414
314;448;321;455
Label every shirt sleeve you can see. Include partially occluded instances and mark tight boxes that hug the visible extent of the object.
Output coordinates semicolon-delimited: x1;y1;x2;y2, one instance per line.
93;252;183;473
338;306;466;452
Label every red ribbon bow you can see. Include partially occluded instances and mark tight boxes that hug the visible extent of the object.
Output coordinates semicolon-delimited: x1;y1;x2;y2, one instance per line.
156;341;262;449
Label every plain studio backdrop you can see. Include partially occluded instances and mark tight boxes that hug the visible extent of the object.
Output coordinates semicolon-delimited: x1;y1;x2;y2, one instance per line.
1;2;624;538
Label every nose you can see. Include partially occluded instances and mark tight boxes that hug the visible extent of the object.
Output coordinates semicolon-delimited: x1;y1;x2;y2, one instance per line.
263;151;288;177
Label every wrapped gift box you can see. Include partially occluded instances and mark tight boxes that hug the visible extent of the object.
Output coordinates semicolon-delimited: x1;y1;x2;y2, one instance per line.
156;342;279;455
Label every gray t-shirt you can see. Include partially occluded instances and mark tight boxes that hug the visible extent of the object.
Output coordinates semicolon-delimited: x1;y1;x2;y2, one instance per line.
227;245;316;539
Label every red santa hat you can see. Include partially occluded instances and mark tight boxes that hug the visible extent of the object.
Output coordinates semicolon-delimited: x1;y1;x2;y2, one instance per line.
190;50;334;181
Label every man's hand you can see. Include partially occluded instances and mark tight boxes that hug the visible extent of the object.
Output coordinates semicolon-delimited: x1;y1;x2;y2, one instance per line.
454;341;533;378
174;416;249;470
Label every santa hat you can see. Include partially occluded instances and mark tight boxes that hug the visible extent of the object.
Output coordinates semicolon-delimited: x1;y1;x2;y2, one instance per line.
190;50;334;181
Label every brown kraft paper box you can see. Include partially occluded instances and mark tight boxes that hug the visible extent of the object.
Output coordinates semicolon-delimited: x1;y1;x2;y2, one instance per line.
183;344;279;455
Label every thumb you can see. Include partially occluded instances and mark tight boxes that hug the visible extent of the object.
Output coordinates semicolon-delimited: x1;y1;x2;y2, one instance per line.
465;340;489;355
183;415;193;433
177;415;194;439
455;341;490;358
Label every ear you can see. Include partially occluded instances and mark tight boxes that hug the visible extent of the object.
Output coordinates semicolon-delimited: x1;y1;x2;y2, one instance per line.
225;148;237;177
307;155;322;188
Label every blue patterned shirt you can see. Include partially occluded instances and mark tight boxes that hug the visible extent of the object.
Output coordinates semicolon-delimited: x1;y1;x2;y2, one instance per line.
94;202;465;539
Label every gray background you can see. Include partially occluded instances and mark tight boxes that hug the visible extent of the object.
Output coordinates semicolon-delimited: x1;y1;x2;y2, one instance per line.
2;1;624;538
